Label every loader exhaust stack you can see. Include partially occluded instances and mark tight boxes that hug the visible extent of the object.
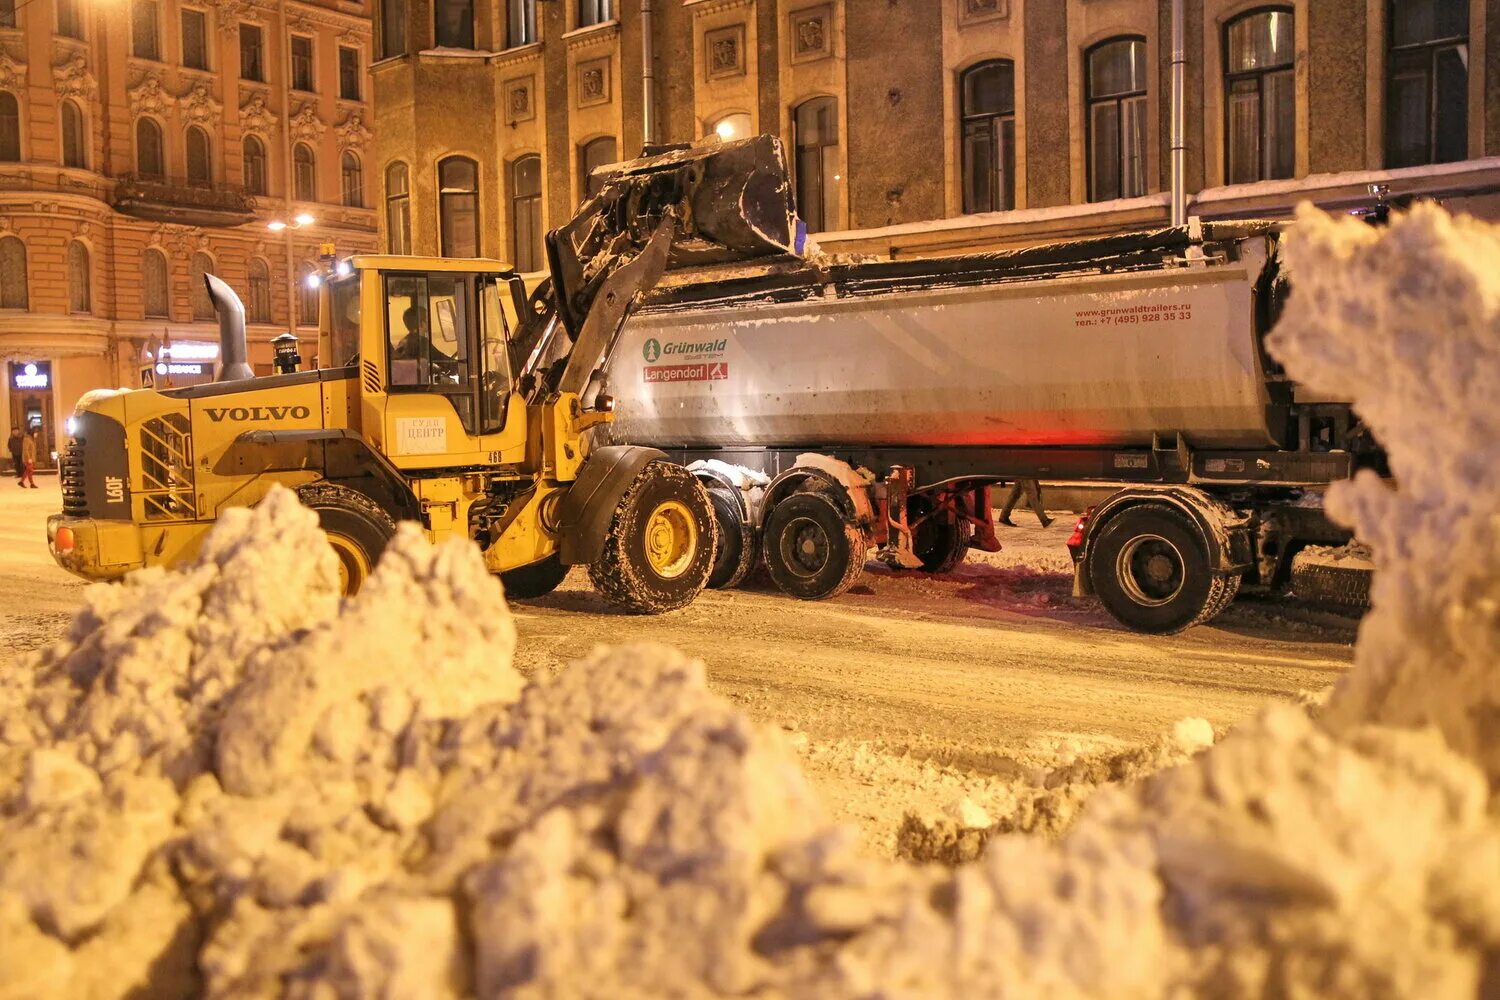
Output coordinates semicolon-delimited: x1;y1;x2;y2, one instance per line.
204;272;254;383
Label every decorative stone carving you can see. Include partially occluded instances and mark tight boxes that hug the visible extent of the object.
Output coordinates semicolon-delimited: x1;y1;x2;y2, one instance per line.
335;110;371;149
790;6;831;63
238;91;278;135
52;53;96;101
958;0;1007;24
705;24;745;80
213;0;262;32
128;73;177;117
577;56;609;108
180;82;223;125
0;53;26;92
288;103;326;141
504;76;534;123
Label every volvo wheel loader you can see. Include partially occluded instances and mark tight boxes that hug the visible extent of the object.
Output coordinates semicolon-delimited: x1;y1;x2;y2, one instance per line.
46;136;800;612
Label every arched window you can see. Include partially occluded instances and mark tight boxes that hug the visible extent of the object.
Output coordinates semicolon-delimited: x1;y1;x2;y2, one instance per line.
578;0;612;28
136;117;164;178
188;252;214;321
1387;0;1469;167
0;92;20;162
960;61;1016;214
379;0;406;59
1225;8;1295;184
67;240;91;314
1086;37;1149;202
340;151;364;207
511;154;542;272
247;257;271;324
438;155;479;257
434;0;474;48
509;0;536;46
186;125;212;185
0;236;27;310
385;161;410;254
142;248;169;318
293;142;316;201
579;136;616;198
705;112;752;143
242;135;267;195
60;100;86;169
793;97;840;233
297;262;318;327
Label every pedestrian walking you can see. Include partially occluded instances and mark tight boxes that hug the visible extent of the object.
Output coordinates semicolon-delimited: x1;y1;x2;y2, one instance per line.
999;478;1052;528
19;428;38;488
7;427;20;482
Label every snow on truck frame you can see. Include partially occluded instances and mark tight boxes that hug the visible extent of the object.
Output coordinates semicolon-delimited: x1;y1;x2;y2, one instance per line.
604;218;1385;633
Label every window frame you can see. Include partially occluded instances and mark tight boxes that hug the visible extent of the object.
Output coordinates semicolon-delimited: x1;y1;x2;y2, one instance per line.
239;22;265;81
433;0;475;48
0;0;16;30
242;133;268;195
0;92;17;162
577;0;613;29
509;0;536;47
66;240;91;314
510;154;543;272
56;0;83;39
959;60;1017;214
293;141;317;201
1084;35;1150;203
378;0;406;59
142;247;169;318
341;150;364;207
578;135;617;200
135;116;165;178
188;251;216;321
1384;0;1470;168
247;257;272;324
437;155;480;258
0;236;28;311
132;0;161;60
792;96;840;234
297;262;319;327
1222;6;1296;185
185;124;213;185
338;45;361;100
386;161;411;254
181;7;209;70
59;99;86;170
290;33;316;93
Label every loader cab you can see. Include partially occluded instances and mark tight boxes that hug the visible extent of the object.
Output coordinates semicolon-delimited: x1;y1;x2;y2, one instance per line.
325;255;533;471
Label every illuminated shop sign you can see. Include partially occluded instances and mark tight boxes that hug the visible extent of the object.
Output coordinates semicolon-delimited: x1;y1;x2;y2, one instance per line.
156;362;205;376
161;342;219;361
10;361;50;390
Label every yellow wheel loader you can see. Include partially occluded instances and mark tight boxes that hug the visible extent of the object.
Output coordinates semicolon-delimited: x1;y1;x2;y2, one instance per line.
46;136;800;611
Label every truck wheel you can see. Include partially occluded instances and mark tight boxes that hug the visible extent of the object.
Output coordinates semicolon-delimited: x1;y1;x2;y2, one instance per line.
1087;503;1220;634
589;462;716;613
763;491;866;600
706;486;757;590
501;555;570;600
910;497;970;574
1290;557;1372;609
297;483;396;597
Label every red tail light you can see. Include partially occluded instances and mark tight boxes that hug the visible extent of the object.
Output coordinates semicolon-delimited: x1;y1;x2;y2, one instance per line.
54;526;76;553
1066;514;1089;549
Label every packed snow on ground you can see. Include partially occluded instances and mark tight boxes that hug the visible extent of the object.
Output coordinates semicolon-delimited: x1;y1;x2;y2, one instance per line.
1;204;1499;998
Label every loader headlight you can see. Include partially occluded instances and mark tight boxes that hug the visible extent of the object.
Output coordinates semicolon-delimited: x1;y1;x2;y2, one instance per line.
66;416;79;437
305;272;322;290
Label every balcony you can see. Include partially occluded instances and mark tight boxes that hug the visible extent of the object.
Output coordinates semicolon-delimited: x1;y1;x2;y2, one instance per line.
111;174;259;227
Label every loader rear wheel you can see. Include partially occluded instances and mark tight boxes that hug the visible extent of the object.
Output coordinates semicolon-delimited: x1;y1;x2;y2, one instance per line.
501;554;570;600
297;483;396;597
764;491;866;601
1087;503;1219;634
706;485;757;590
588;462;716;613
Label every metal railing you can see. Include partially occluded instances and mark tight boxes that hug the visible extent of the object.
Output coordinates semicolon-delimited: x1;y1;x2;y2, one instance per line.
112;173;259;216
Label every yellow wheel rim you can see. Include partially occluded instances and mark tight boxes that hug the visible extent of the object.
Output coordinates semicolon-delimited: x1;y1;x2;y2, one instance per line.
328;534;372;596
644;499;697;580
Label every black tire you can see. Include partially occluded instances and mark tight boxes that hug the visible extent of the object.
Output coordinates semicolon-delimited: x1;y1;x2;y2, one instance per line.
1087;503;1224;634
763;490;866;600
588;461;717;614
909;496;971;574
296;482;396;596
501;554;570;600
1291;559;1372;609
706;485;757;590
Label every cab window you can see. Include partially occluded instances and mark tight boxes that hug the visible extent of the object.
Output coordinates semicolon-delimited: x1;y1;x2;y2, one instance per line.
328;275;360;367
480;277;512;433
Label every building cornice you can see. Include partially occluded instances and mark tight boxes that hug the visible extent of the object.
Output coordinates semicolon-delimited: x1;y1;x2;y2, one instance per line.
685;0;754;17
563;20;620;51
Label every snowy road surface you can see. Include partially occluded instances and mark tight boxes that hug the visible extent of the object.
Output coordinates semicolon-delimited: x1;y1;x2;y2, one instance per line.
0;481;1355;854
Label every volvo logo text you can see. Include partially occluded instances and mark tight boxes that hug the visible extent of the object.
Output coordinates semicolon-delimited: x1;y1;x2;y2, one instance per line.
204;405;312;422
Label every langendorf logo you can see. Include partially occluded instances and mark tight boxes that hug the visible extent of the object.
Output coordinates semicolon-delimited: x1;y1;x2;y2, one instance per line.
643;338;662;363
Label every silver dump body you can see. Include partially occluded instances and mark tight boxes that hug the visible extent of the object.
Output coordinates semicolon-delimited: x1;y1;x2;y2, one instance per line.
607;223;1292;452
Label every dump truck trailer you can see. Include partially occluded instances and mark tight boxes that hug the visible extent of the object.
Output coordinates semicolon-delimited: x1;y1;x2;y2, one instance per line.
603;218;1381;633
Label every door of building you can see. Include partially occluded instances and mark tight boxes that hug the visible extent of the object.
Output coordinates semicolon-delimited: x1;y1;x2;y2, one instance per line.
8;361;56;471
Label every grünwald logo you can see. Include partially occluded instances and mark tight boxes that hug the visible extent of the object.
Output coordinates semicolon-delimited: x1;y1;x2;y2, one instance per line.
643;338;662;363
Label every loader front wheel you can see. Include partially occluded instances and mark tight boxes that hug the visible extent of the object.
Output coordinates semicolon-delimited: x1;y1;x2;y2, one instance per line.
588;462;716;613
501;554;571;601
297;483;396;597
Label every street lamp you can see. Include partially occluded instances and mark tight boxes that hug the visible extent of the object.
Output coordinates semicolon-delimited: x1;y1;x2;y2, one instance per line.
268;213;316;337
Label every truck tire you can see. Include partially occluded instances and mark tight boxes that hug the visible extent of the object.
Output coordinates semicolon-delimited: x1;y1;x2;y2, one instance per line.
706;486;757;590
1290;558;1372;609
297;483;396;597
1087;503;1223;634
910;497;970;574
501;555;570;600
763;490;867;600
588;461;716;613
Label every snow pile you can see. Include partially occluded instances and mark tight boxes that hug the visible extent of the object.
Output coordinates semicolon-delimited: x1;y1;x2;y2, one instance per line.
3;204;1500;998
1269;203;1500;782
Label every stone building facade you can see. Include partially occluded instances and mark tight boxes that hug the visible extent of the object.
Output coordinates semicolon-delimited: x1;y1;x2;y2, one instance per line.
0;0;378;469
373;0;1500;266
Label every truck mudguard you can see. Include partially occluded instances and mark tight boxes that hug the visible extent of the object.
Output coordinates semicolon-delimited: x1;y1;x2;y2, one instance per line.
557;445;668;565
1076;485;1254;595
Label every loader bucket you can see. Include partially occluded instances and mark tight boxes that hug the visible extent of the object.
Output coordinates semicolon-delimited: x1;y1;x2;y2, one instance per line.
547;134;800;337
